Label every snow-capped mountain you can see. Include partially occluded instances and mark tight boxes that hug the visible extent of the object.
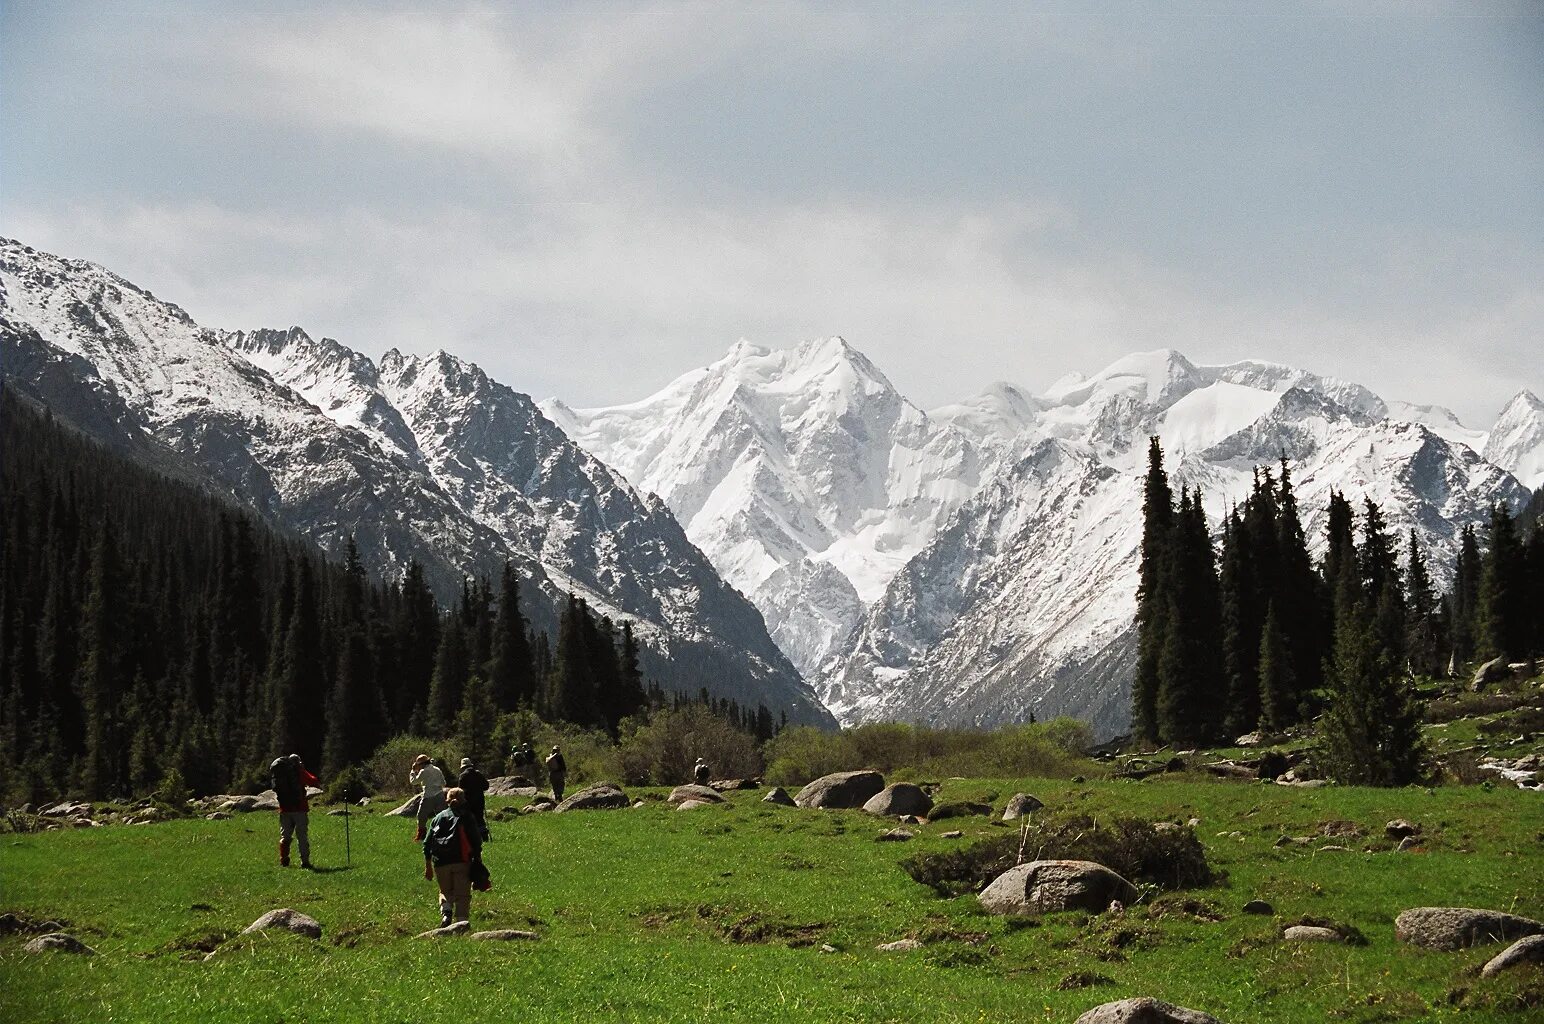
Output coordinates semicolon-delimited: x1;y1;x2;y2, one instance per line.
1483;390;1544;490
542;337;1001;677
824;349;1532;735
0;238;832;726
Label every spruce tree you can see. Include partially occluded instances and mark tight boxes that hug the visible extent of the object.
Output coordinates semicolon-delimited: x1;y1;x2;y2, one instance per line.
426;615;470;737
1404;530;1440;676
1449;524;1483;665
1273;460;1325;706
1155;487;1225;745
77;524;124;797
1478;503;1529;661
1132;436;1174;743
1318;571;1427;786
1256;602;1296;733
488;561;535;711
455;673;498;768
1358;498;1406;666
1218;508;1260;736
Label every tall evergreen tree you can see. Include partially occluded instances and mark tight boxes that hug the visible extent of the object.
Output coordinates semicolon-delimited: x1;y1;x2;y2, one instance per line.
1478;503;1529;661
1404;530;1440;677
1218;508;1261;736
1155;487;1226;745
1273;460;1325;706
77;523;125;797
488;561;535;712
426;615;470;737
1449;524;1483;666
1256;602;1297;733
1132;436;1174;743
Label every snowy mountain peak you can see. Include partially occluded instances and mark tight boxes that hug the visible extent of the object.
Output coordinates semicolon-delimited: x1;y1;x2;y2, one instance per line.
1484;389;1544;489
931;381;1044;447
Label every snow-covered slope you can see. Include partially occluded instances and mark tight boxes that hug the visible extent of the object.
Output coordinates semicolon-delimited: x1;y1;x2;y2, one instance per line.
823;350;1531;735
1483;390;1544;489
542;337;998;676
0;238;831;725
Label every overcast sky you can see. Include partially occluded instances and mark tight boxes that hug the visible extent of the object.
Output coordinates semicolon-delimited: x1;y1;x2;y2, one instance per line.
4;2;1540;425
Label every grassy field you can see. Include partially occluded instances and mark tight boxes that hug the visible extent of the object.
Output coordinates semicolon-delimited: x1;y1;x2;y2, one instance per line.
2;775;1541;1023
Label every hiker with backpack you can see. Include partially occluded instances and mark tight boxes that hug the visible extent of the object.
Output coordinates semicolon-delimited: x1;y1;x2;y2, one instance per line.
456;757;490;841
409;753;447;842
693;757;711;786
271;753;318;869
422;787;485;928
544;745;567;802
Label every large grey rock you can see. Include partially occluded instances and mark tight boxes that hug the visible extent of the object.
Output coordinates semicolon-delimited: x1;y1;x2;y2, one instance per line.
470;929;539;942
23;933;96;955
794;770;885;809
979;860;1139;915
1283;926;1343;943
241;909;322;939
386;794;422;817
1394;907;1543;950
555;782;630;812
1471;656;1509;691
668;784;727;805
862;783;932;818
1481;935;1544;978
1001;792;1045;821
415;920;470;938
1074;997;1224;1024
485;777;537;798
762;786;796;806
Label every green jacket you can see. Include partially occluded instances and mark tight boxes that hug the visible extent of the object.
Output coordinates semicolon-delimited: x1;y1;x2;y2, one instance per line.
422;806;482;866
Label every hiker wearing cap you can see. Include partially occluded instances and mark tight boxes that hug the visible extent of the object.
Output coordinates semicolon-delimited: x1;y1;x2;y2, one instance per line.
544;745;567;802
422;787;483;928
693;757;711;786
456;756;490;840
409;754;447;842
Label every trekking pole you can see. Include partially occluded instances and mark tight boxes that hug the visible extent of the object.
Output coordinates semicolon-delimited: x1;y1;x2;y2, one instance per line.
344;783;352;867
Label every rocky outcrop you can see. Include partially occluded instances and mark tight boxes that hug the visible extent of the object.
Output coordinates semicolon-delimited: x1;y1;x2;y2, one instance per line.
762;787;796;806
793;771;885;809
1001;793;1044;820
979;860;1138;915
668;785;727;805
1394;907;1543;950
1481;935;1544;978
22;933;95;955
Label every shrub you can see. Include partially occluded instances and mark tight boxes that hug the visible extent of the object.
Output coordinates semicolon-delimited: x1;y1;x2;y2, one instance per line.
323;765;373;804
364;735;460;796
609;705;762;786
900;814;1213;897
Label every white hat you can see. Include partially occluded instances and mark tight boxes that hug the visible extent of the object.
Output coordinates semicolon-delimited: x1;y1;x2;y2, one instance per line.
460;757;473;769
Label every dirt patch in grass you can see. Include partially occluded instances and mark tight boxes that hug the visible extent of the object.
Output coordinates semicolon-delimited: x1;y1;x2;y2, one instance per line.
0;910;71;935
161;929;229;960
1479;707;1544;735
1316;819;1366;839
645;904;830;947
899;814;1213;897
1057;971;1116;991
1146;895;1225;922
1425;692;1529;724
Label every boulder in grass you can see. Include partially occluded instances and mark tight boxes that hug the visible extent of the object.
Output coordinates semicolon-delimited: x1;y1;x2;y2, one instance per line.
555;782;630;812
762;786;796;807
668;784;727;805
1394;907;1543;950
676;799;716;811
709;778;758;792
23;933;95;955
794;770;885;810
471;929;539;942
929;800;993;820
242;909;322;940
877;938;924;951
979;860;1138;916
485;777;537;798
387;794;422;818
1481;935;1544;978
1283;926;1343;943
1385;819;1421;841
1001;793;1044;821
415;920;470;939
1471;656;1509;691
862;783;933;818
1074;997;1225;1024
876;828;914;842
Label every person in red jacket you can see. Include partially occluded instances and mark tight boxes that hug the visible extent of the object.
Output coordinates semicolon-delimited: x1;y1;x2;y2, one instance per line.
271;753;318;869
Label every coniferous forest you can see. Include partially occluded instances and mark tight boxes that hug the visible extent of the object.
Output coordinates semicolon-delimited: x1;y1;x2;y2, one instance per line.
1133;437;1544;784
0;388;778;803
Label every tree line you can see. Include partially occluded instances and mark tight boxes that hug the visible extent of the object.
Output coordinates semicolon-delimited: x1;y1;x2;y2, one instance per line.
0;387;775;803
1133;437;1544;783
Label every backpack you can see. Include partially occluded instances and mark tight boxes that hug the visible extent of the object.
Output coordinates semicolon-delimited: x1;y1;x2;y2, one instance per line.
425;811;469;866
270;758;302;806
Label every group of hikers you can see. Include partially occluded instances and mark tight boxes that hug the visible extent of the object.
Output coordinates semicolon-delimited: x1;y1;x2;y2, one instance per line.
267;742;577;929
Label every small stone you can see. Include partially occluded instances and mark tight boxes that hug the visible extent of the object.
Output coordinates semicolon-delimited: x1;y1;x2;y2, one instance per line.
205;811;232;821
876;938;924;951
1385;819;1421;840
676;799;714;811
1284;925;1343;942
819;943;837;953
1001;792;1045;821
415;920;470;938
1481;935;1544;978
761;786;796;806
1242;900;1273;915
1397;836;1420;852
876;828;914;842
470;929;539;941
941;830;964;839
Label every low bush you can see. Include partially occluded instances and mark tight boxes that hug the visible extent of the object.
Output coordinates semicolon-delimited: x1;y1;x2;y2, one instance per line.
900;814;1213;898
607;705;763;786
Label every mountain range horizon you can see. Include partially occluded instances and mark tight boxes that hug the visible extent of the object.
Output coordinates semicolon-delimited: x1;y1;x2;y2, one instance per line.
3;236;1540;737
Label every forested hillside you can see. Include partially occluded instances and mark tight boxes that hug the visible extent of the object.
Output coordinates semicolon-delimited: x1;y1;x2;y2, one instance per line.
0;387;692;802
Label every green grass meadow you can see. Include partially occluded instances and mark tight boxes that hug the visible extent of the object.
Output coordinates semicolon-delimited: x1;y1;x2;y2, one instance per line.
2;777;1541;1023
